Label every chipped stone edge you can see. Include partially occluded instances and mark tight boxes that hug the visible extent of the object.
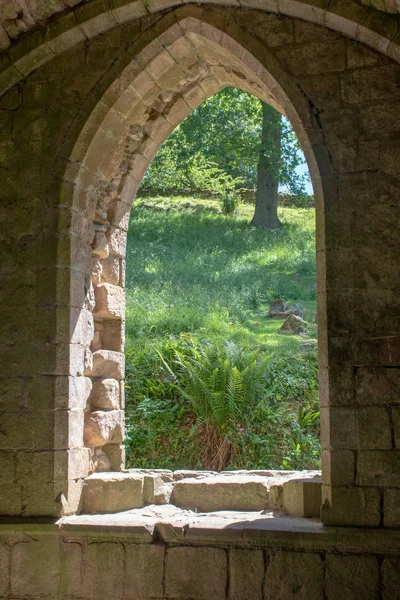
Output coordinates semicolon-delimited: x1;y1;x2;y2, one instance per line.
0;0;399;98
2;513;400;556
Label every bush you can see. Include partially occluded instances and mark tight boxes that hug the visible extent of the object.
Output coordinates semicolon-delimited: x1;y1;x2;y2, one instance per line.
125;335;320;471
221;192;240;215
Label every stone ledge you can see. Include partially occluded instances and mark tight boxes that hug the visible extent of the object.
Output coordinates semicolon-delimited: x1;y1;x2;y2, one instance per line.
52;505;400;555
81;470;322;516
2;507;400;555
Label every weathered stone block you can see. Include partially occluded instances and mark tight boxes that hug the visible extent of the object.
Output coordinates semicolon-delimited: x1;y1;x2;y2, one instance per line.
269;483;283;509
171;475;269;512
320;406;358;450
15;450;55;484
125;544;164;598
277;40;346;75
106;226;127;257
60;541;83;598
102;318;124;352
83;542;124;599
92;230;109;258
341;65;400;105
92;256;102;283
230;549;264;600
10;537;60;597
357;450;400;487
58;375;92;411
94;282;124;319
91;378;120;410
321;450;355;485
326;555;379;600
282;478;322;518
102;254;120;285
21;481;60;517
321;486;381;527
91;349;125;379
82;472;144;513
71;307;94;346
265;551;324;600
358;406;393;449
143;474;173;504
384;489;400;527
0;542;9;596
382;558;400;600
392;406;400;449
107;199;131;230
0;451;14;483
173;469;218;480
166;547;227;600
84;409;124;447
54;409;84;449
103;442;125;471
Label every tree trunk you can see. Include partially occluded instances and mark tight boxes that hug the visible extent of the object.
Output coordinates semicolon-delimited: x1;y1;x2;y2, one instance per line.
251;102;282;229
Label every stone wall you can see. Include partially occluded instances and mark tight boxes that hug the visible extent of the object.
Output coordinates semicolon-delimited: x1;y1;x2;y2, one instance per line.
0;520;400;599
0;0;399;529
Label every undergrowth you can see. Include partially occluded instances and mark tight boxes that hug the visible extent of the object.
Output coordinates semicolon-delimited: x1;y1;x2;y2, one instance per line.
124;197;320;471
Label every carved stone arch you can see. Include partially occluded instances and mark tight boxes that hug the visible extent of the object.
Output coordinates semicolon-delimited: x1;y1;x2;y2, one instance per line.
2;1;399;524
1;0;400;97
61;14;330;513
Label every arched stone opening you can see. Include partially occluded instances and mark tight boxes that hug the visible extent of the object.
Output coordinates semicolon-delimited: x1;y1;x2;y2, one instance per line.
64;14;329;513
1;3;399;526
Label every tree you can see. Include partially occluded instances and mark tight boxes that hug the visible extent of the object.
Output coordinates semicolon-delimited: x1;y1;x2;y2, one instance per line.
251;102;282;229
141;88;310;211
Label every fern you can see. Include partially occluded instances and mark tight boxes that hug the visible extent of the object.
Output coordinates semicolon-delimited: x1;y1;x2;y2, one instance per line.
159;337;270;469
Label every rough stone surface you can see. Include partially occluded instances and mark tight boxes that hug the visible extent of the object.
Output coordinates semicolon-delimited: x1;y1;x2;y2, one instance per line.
84;410;124;447
265;551;324;600
384;489;400;527
326;555;380;600
125;544;165;598
91;350;125;379
1;512;400;599
102;255;120;285
321;486;381;527
0;0;399;530
0;543;9;597
269;299;287;315
82;472;144;513
94;282;124;319
230;549;264;600
171;475;270;512
83;542;124;599
91;378;120;410
279;314;307;335
382;559;400;600
10;537;60;598
282;477;322;518
166;547;227;600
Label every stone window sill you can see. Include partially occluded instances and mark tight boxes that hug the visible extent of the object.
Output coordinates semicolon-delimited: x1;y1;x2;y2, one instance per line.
81;469;323;518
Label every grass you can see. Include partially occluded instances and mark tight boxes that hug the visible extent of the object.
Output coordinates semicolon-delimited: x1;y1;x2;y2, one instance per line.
124;196;320;471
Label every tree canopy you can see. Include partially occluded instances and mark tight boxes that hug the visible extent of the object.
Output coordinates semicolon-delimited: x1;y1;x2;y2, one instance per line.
140;87;310;196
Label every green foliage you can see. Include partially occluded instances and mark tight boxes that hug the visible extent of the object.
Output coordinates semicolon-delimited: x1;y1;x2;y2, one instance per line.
124;197;320;471
125;335;320;471
221;192;240;215
158;338;268;470
140;87;309;196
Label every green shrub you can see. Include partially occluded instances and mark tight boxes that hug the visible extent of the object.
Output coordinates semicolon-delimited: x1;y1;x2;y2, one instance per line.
125;335;320;471
221;192;240;215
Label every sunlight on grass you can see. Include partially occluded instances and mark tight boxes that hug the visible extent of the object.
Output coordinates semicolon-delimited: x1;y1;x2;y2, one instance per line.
124;196;320;471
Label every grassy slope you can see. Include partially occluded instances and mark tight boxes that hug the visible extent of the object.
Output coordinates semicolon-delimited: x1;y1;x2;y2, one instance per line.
124;196;319;470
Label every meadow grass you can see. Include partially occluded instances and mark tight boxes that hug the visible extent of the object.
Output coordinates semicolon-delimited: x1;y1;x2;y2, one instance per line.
124;196;320;471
